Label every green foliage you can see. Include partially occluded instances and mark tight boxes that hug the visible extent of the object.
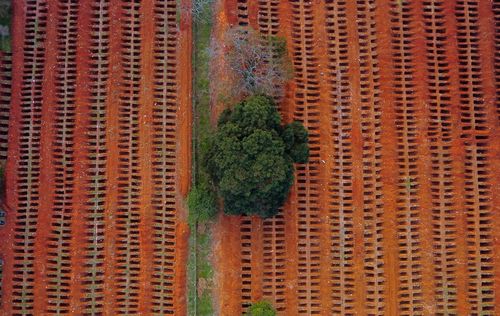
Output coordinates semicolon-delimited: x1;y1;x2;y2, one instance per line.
267;35;287;58
0;0;10;52
245;301;277;316
191;0;214;22
204;95;309;218
198;291;214;315
282;121;309;163
289;142;309;164
188;0;215;314
187;182;217;225
217;108;232;126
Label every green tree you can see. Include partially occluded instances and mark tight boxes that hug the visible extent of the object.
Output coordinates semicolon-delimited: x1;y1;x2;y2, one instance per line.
244;301;277;316
282;120;309;163
204;95;308;218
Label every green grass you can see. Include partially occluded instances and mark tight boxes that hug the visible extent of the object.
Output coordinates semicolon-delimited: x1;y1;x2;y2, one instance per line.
187;0;215;315
198;291;214;315
192;222;214;316
0;36;10;52
405;177;413;191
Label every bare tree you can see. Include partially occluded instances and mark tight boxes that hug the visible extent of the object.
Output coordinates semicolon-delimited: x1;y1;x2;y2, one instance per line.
192;0;214;21
181;0;214;22
209;26;292;102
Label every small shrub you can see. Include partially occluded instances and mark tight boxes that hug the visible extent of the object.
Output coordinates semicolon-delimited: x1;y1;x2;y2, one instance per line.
245;301;277;316
187;182;217;225
0;0;10;20
282;121;309;163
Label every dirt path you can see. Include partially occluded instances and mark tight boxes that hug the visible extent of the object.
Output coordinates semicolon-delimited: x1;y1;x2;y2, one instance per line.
211;3;241;315
175;0;193;315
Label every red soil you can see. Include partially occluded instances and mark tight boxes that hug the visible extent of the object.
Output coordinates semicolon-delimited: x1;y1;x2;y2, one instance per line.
175;0;193;313
211;4;241;314
0;1;499;315
213;1;500;315
0;1;192;315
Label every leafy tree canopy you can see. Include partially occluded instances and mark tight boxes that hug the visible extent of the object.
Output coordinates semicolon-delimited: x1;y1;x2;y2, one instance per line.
244;301;277;316
203;95;309;218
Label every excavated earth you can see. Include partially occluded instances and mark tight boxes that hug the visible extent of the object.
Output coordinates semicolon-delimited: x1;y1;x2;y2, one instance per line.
0;1;191;314
0;1;500;316
213;0;500;315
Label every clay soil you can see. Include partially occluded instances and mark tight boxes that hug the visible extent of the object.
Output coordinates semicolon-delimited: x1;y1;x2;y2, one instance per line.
0;1;191;315
213;1;500;315
0;1;499;316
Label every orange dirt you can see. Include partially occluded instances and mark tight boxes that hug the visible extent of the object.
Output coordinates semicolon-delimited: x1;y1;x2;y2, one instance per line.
0;1;499;315
210;0;232;124
210;4;240;316
213;1;500;315
0;1;191;315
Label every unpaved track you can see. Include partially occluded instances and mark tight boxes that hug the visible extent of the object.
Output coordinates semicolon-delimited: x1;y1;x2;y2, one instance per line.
0;1;191;315
214;1;500;315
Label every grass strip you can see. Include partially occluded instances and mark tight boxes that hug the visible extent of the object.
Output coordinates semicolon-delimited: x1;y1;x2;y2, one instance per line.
188;1;214;315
